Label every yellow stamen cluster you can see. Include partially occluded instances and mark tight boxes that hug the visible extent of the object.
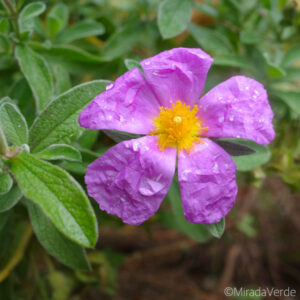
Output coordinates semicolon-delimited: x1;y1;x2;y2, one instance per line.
151;100;207;152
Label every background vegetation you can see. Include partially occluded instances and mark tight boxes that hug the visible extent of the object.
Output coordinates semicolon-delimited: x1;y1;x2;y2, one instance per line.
0;0;299;299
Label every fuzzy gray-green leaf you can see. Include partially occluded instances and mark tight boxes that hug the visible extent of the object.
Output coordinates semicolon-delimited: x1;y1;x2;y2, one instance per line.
8;152;98;248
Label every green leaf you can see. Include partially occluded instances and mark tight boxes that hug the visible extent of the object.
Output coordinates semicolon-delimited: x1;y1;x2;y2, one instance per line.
0;102;28;146
232;139;271;171
47;3;69;37
29;80;108;153
35;144;82;162
15;45;53;113
0;173;13;195
281;44;300;67
213;139;255;156
158;0;192;39
0;125;8;156
8;151;98;248
24;198;91;270
19;2;46;32
101;23;142;61
194;2;218;17
56;20;105;44
0;185;22;212
240;30;262;44
52;64;71;95
160;179;210;243
0;19;9;34
188;23;233;54
206;218;225;238
272;90;300;115
0;97;13;105
0;34;10;54
213;55;254;71
124;58;141;71
103;130;141;143
29;42;104;63
266;63;286;80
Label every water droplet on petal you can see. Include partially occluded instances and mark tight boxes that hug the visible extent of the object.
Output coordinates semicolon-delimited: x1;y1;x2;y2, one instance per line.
245;86;250;90
213;162;219;172
106;82;114;90
138;177;165;196
254;89;259;95
119;115;125;122
133;141;139;151
107;115;113;120
229;115;235;121
144;61;151;66
153;70;158;76
180;169;191;182
125;98;133;106
236;135;241;138
120;197;126;202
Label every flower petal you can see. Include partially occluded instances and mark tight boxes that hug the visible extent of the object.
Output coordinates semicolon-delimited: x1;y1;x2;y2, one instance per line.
79;68;160;134
178;139;237;224
85;136;176;225
141;48;213;107
198;76;275;144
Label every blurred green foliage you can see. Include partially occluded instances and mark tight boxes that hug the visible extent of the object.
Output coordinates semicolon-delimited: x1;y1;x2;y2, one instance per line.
0;0;299;299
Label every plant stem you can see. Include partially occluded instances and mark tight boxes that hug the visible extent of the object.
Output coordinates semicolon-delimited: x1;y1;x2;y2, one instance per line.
3;0;20;36
0;126;8;156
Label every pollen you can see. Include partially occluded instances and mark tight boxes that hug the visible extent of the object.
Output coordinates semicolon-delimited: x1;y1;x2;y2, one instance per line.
151;100;207;152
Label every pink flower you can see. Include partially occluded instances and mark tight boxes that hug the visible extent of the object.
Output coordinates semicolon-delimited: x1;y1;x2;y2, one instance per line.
79;48;275;225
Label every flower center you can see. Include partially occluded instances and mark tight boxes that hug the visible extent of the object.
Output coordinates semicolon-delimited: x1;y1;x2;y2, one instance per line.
151;100;207;152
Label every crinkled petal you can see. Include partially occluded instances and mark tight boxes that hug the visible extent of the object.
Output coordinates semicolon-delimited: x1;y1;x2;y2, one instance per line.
198;76;275;145
79;68;160;134
141;48;213;107
178;139;237;224
85;136;176;225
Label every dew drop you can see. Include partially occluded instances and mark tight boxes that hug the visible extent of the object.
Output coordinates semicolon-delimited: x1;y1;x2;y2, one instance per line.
152;70;158;76
138;177;165;196
119;115;125;122
245;86;250;90
120;197;126;202
125;98;133;106
218;115;224;123
236;135;241;138
254;89;259;95
181;169;191;181
133;141;139;151
144;61;151;66
107;115;113;120
213;162;219;172
106;82;114;90
229;115;235;121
